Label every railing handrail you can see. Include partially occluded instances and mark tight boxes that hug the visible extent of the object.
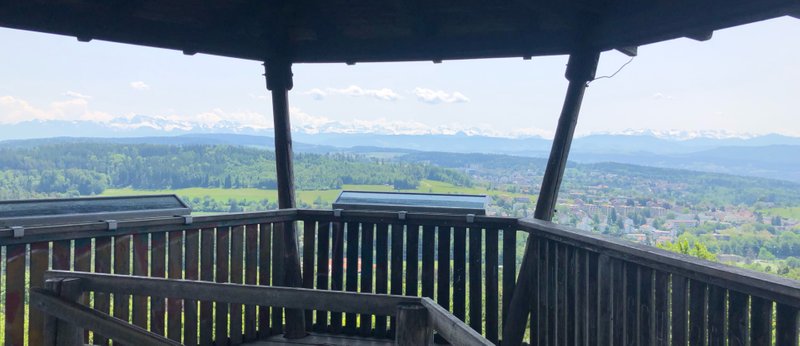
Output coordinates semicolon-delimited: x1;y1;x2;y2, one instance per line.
296;208;518;228
0;209;298;245
518;218;800;307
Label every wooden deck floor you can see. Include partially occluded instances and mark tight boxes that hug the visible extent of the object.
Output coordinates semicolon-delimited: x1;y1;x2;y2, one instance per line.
245;333;394;346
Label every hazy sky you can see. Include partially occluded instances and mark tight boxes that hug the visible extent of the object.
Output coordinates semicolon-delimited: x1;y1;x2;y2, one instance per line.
0;16;798;138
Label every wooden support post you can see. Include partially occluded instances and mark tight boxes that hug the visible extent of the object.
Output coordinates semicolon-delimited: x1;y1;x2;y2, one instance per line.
502;49;600;345
264;59;307;339
41;278;84;346
396;303;432;346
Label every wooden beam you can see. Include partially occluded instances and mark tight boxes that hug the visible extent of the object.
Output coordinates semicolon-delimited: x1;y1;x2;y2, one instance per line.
421;298;493;346
685;31;713;41
395;303;431;346
503;49;600;346
30;287;181;346
265;59;307;338
616;46;638;57
44;270;422;317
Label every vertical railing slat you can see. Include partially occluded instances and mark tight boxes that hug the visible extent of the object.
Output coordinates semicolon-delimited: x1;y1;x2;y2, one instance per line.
167;231;183;342
229;225;244;345
389;223;405;337
29;242;49;346
374;223;389;338
271;222;285;335
114;234;133;339
468;226;483;333
421;224;435;300
200;228;215;345
185;229;200;346
502;228;516;339
344;222;360;335
638;267;654;346
359;223;375;336
452;226;467;323
575;249;586;346
485;228;499;344
624;263;638;346
672;275;689;346
5;244;25;346
597;254;612;345
776;303;799;346
216;226;231;344
728;291;748;346
539;239;551;346
406;224;420;297
73;238;92;343
654;271;669;346
330;221;345;334
132;234;149;330
707;285;726;346
688;280;707;345
95;236;114;344
750;296;772;346
302;220;316;332
315;222;330;333
611;258;625;346
242;224;258;341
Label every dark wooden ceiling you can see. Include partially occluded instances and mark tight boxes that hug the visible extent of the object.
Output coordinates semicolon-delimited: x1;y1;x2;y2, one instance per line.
0;0;797;63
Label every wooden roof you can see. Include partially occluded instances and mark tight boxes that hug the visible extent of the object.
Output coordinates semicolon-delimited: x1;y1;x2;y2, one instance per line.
0;0;797;63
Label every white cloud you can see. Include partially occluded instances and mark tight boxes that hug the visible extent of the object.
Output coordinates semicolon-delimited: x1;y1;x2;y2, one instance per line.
304;85;401;101
413;88;470;104
0;95;113;124
64;91;92;99
130;81;150;90
652;92;674;100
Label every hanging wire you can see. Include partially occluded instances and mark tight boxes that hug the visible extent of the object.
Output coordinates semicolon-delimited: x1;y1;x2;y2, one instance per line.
587;56;635;85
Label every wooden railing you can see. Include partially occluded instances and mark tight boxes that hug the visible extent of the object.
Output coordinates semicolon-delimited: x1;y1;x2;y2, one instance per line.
0;208;520;345
34;271;492;346
4;208;800;345
518;218;800;345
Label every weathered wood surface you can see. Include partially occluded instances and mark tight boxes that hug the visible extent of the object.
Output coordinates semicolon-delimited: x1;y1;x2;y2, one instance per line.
395;303;431;346
258;223;273;338
30;287;181;346
421;298;494;346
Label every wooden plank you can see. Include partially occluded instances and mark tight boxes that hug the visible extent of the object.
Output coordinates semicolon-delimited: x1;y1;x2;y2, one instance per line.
638;267;654;346
46;270;424;318
374;223;389;338
315;222;331;333
672;275;689;346
230;225;245;345
271;222;285;335
538;239;550;346
707;285;726;346
29;288;182;346
421;298;494;346
360;223;375;336
502;229;516;336
597;254;611;345
167;231;183;342
485;228;499;344
200;228;215;345
468;226;482;333
302;220;316;331
95;236;114;345
750;296;772;346
573;248;585;346
132;234;150;329
437;225;452;343
330;221;345;334
452;226;467;322
611;258;624;346
258;224;272;338
5;244;27;345
216;226;231;344
396;303;432;346
688;280;707;345
244;224;258;341
29;242;49;346
728;291;748;346
625;263;638;346
776;303;799;346
51;239;71;270
185;229;200;346
345;222;360;335
389;223;404;337
406;224;420;297
73;238;92;344
654;271;669;346
421;224;435;299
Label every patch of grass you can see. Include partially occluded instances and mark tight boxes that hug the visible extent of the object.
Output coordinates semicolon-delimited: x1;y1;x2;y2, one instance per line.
761;207;800;219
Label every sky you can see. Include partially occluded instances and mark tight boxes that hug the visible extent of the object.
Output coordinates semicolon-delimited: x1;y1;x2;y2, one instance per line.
0;16;798;139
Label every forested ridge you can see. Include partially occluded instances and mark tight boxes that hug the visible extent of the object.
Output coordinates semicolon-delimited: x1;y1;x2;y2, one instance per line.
0;143;472;199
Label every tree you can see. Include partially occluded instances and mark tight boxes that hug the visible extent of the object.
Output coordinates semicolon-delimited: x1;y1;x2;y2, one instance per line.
657;234;717;261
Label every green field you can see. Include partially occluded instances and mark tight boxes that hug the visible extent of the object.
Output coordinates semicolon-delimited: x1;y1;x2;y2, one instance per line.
761;207;800;219
101;180;534;208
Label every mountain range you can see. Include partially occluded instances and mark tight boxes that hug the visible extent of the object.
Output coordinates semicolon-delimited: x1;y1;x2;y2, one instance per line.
1;118;799;183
